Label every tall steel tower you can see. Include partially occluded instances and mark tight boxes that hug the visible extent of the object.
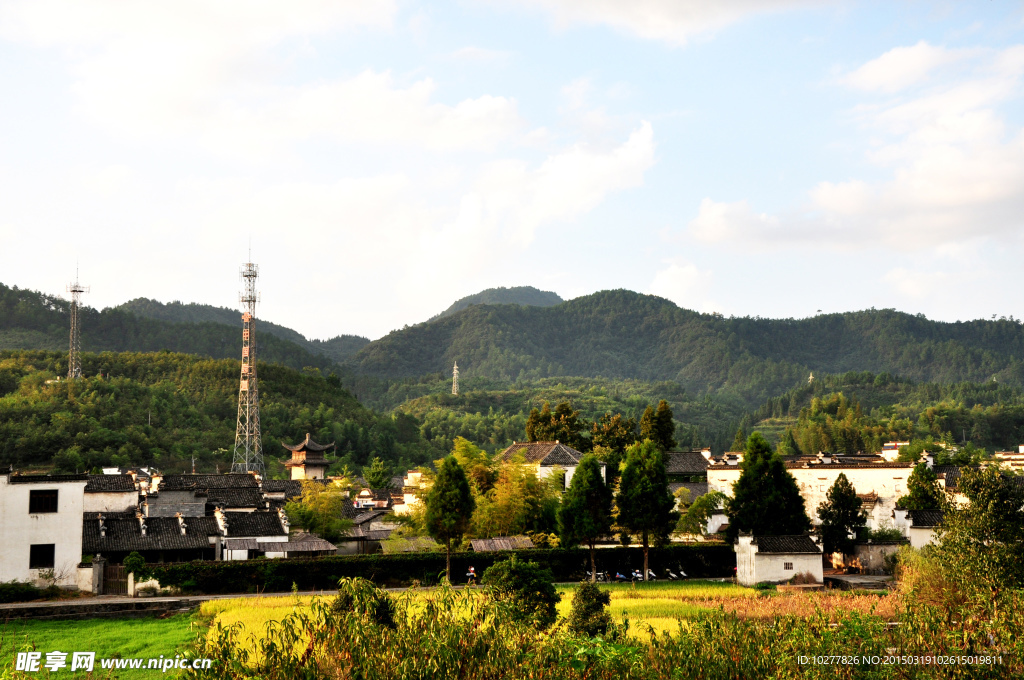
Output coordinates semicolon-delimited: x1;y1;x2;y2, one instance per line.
66;270;89;379
452;361;459;396
231;260;265;478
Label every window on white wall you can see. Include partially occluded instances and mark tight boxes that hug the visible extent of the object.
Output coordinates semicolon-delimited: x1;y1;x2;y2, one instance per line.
784;562;794;570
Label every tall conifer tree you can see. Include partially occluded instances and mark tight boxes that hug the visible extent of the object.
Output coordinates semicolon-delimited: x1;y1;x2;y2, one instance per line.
558;454;612;581
726;433;810;541
616;440;679;580
425;456;476;582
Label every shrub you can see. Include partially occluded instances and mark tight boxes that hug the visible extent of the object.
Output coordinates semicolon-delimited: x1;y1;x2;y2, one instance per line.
481;556;561;629
0;581;43;604
753;582;776;591
123;551;150;581
567;581;612;638
789;571;817;585
332;578;396;629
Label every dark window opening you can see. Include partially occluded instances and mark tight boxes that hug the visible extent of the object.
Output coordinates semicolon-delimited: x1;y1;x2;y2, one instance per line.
29;544;55;569
29;489;58;513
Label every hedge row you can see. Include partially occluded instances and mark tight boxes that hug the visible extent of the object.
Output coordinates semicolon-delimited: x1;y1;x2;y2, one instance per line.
148;544;735;593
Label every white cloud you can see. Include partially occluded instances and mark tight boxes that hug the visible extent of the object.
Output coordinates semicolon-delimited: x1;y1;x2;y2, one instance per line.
0;0;522;156
689;43;1024;250
449;46;513;62
648;260;714;312
487;0;810;46
842;41;975;93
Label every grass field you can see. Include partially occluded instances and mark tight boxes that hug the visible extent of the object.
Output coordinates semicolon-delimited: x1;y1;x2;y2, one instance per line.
0;614;202;679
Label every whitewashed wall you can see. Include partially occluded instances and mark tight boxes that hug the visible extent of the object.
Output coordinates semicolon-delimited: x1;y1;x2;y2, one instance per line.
0;475;86;586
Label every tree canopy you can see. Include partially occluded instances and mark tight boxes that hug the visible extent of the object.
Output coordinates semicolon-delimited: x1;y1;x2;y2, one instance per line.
616;440;679;580
558;454;612;581
726;433;810;541
816;473;867;555
897;463;943;511
425;455;476;581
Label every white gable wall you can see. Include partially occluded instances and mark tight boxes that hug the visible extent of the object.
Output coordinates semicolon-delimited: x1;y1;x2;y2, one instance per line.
0;475;86;586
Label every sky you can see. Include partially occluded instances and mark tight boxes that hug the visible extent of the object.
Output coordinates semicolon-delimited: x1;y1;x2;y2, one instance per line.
2;1;1024;341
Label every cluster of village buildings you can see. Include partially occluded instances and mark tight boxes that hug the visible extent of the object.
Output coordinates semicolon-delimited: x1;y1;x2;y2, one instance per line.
2;433;1022;591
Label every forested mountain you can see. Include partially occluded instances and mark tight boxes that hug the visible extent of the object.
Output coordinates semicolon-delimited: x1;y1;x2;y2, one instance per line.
0;284;338;373
429;286;563;321
347;290;1024;407
116;297;370;362
0;350;433;474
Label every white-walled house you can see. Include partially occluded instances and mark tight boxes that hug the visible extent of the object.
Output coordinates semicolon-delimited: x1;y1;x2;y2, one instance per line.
0;473;87;587
735;534;823;586
83;474;139;513
497;441;604;489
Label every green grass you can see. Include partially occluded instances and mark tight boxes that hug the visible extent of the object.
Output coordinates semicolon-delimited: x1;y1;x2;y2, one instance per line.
0;614;202;679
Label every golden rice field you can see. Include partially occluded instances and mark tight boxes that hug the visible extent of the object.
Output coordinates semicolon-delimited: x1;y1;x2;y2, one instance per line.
199;580;897;647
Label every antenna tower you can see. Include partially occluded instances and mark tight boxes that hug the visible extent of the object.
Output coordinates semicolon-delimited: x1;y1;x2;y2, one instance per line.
452;361;459;396
66;269;89;379
231;259;265;478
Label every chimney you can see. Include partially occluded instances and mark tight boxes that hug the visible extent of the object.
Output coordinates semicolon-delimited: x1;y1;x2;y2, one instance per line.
135;511;146;536
175;512;187;536
278;506;290;532
98;513;106;538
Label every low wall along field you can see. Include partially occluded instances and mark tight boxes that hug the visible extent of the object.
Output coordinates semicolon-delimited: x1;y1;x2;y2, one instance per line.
149;544;735;593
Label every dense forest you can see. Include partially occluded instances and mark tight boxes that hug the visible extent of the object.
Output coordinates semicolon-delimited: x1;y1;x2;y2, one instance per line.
4;281;1024;470
742;371;1024;457
346;290;1024;408
0;350;432;476
0;283;339;372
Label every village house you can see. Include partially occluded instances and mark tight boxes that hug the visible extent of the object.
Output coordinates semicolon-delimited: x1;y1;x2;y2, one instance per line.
497;441;603;489
0;472;88;587
664;449;711;507
735;534;823;586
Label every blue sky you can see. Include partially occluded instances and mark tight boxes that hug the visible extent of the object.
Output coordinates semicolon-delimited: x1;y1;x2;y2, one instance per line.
1;1;1023;339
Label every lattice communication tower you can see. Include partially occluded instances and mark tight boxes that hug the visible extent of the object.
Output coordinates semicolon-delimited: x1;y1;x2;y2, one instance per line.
66;271;89;379
231;260;265;478
452;361;459;396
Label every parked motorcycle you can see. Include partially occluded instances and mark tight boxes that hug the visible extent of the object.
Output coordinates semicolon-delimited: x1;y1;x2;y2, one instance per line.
615;571;630;582
646;569;658;581
665;567;679;580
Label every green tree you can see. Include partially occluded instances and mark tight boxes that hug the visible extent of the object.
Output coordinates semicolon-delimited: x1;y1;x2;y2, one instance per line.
363;456;395;489
897;463;942;510
449;437;496;495
654;400;678;450
284;481;355;543
638;406;656;444
480;556;561;629
726;433;810;541
472;462;560;538
730;427;747;452
567;581;612;638
677;490;728;536
934;466;1024;604
777;428;801;457
425;456;476;582
615;440;680;581
525;401;590;451
590;412;637;455
816;473;867;556
557;454;612;581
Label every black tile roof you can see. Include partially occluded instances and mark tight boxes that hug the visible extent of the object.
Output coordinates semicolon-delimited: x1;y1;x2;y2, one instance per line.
470;536;535;552
669;482;709;501
82;516;216;553
262;480;306;497
159;474;259;491
222;511;286;537
665;451;710;474
85;475;137;493
8;473;88;484
204;488;265;509
352;509;391;526
752;535;821;554
282;433;335;453
499;441;582;466
907;509;944;528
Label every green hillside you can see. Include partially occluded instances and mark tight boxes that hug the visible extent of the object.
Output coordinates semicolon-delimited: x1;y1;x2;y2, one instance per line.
429;286;563;321
347;290;1024;407
743;371;1024;456
0;284;338;373
116;297;370;362
0;350;433;475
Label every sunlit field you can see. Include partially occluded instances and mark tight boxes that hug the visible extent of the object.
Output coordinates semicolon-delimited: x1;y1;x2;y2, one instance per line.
199;580;896;644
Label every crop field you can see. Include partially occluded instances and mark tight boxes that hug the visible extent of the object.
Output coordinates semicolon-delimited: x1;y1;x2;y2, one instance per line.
199;580;896;644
